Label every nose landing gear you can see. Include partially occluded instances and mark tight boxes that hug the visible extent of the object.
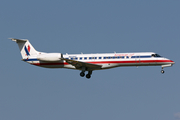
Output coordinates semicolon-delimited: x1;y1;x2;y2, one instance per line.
161;64;174;74
161;70;165;74
161;67;165;74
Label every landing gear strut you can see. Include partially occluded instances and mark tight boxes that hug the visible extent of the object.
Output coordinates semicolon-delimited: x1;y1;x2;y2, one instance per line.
80;67;86;77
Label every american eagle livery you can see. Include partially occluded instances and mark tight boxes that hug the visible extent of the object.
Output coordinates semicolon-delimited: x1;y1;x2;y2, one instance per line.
10;38;175;79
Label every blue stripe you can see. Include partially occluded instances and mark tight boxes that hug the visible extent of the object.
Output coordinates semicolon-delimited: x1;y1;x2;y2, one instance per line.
140;56;151;58
23;59;38;61
24;46;30;56
131;56;151;58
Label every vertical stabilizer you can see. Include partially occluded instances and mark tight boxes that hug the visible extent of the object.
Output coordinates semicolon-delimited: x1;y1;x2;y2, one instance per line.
10;38;38;59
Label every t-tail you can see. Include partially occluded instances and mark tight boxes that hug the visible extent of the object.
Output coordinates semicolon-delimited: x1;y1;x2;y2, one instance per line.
10;38;39;59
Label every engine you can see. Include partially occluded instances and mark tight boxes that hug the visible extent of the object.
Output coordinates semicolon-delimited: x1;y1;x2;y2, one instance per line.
37;53;62;62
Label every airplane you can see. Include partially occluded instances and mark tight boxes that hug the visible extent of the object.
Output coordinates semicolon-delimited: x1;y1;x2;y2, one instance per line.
10;38;175;79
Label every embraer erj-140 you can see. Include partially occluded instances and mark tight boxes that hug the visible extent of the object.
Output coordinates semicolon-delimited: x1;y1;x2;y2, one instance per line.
10;38;175;79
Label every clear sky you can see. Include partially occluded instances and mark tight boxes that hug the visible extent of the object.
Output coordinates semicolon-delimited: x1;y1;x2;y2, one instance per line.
1;0;180;120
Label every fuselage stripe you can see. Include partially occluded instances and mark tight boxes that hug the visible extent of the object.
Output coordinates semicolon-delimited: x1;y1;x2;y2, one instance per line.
30;60;174;66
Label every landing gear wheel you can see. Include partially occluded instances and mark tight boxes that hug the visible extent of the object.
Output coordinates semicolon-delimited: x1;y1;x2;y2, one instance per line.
80;72;85;77
86;74;91;79
161;70;165;74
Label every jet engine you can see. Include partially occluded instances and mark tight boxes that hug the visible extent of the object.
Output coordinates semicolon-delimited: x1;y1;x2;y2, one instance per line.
37;53;62;62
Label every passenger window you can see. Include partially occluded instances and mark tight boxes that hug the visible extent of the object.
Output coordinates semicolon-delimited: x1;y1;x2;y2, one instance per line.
99;57;102;59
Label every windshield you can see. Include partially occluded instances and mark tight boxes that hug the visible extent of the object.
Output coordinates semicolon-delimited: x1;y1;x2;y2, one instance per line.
155;54;161;57
151;54;162;57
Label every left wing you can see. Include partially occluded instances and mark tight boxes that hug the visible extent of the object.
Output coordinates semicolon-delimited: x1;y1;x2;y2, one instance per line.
62;58;102;70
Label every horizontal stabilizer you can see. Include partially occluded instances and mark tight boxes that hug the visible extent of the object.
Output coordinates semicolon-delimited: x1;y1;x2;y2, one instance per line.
9;38;28;42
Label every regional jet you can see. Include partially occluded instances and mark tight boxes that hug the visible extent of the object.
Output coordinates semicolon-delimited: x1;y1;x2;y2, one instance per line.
10;38;175;79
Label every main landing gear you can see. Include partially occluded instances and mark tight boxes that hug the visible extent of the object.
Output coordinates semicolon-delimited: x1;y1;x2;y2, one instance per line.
80;71;92;79
80;67;92;79
80;72;85;77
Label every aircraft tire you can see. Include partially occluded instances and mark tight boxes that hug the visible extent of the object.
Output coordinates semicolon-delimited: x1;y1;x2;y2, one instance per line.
161;70;165;74
86;74;91;79
80;72;85;77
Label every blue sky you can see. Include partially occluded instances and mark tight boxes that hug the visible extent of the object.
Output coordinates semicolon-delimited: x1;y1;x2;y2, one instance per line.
1;1;180;120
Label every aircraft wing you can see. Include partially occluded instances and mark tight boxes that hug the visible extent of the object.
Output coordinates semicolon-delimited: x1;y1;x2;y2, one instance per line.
62;58;102;70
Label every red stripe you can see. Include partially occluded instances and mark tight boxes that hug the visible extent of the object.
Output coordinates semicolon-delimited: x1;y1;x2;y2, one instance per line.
32;63;68;66
28;45;30;52
31;60;174;66
87;60;174;64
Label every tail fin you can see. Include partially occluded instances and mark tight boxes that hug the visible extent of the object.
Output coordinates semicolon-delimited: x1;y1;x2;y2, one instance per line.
10;38;38;59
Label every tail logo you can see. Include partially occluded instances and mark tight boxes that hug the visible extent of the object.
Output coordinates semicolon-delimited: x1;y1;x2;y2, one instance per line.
24;45;30;56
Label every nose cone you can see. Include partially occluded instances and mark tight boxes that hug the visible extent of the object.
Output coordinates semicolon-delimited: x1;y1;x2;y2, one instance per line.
170;60;175;64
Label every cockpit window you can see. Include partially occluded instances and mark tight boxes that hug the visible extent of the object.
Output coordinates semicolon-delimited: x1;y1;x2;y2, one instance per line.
151;54;155;57
151;54;162;57
155;54;161;57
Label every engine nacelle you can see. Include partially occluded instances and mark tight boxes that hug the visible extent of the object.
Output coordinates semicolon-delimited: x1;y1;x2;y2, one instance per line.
37;53;62;62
